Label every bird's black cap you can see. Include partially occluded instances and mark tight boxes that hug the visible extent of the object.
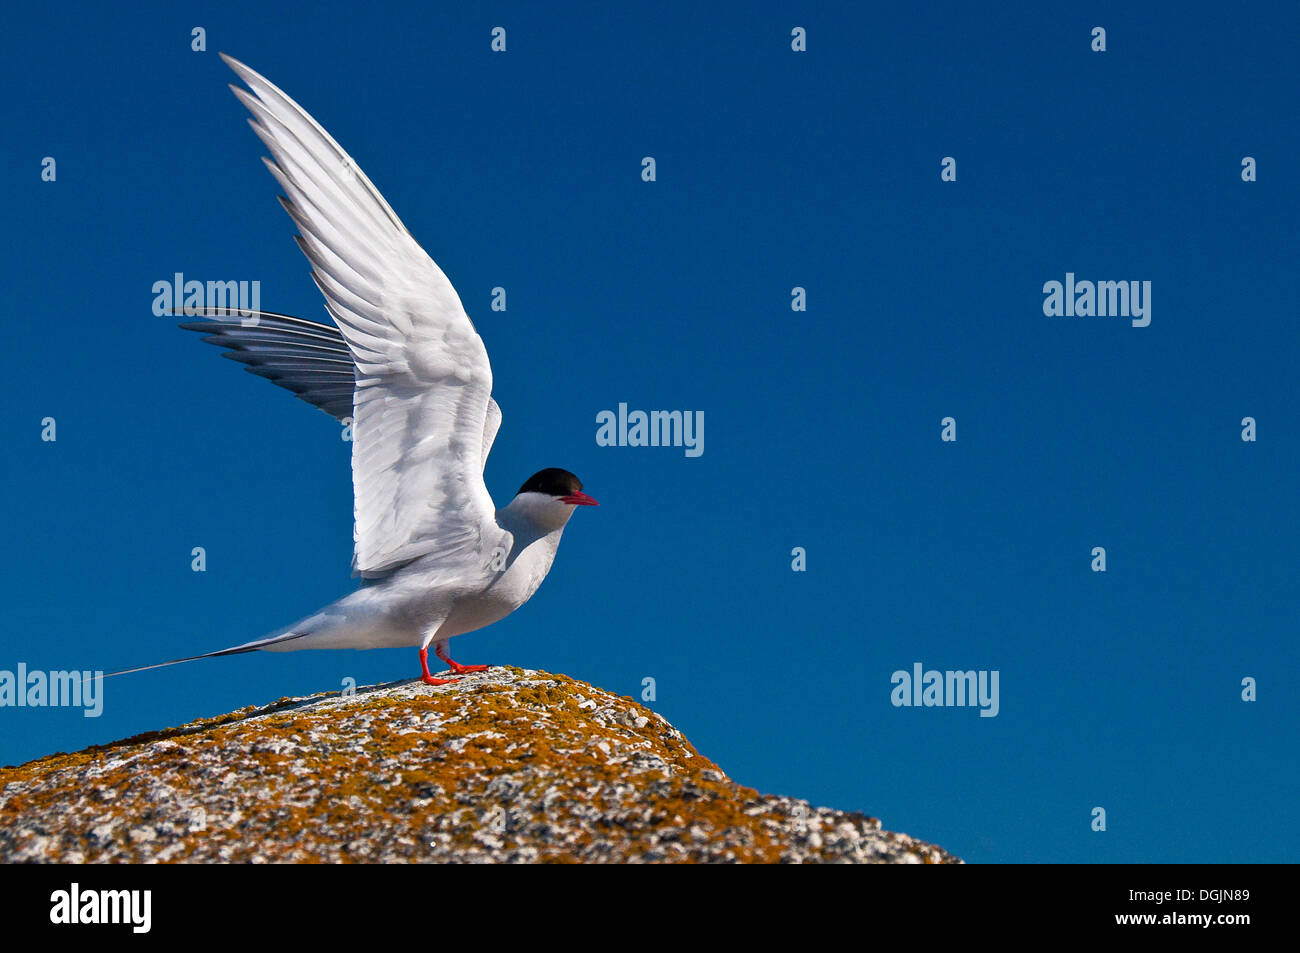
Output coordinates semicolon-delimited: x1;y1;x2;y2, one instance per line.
517;468;584;498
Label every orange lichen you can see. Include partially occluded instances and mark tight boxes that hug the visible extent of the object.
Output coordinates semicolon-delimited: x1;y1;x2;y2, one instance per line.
0;668;955;864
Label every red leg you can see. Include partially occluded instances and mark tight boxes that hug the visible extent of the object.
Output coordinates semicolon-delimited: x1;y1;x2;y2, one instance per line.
435;640;489;675
419;646;457;686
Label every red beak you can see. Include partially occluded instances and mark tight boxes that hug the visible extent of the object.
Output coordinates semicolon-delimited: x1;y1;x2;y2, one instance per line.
560;492;599;506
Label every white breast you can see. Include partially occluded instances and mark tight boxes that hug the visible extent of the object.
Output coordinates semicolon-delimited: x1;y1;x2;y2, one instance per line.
434;529;564;640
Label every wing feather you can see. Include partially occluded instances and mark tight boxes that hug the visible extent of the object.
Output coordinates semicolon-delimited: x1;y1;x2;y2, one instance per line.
179;309;357;420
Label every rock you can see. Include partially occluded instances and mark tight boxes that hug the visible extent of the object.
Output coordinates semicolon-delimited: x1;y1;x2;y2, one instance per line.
0;667;960;863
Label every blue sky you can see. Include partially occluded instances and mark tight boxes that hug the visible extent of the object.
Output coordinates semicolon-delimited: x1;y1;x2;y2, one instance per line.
2;1;1296;863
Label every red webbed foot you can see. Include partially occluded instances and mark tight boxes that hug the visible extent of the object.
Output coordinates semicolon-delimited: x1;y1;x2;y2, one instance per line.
419;647;460;686
445;661;489;674
435;642;489;675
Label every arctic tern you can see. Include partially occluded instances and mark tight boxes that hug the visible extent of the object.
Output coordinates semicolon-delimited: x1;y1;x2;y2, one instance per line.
116;54;597;686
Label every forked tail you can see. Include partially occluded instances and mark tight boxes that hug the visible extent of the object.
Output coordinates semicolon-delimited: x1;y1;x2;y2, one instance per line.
105;629;317;678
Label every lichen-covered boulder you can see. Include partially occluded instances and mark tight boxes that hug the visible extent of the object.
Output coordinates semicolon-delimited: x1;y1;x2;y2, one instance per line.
0;667;959;863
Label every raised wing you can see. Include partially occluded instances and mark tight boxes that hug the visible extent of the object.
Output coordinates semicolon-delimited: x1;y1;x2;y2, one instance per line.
222;54;500;578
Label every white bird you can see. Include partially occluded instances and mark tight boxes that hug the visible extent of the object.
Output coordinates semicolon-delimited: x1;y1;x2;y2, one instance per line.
115;54;598;686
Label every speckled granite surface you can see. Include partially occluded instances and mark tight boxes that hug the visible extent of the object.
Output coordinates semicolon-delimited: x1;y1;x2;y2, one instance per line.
0;667;960;863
